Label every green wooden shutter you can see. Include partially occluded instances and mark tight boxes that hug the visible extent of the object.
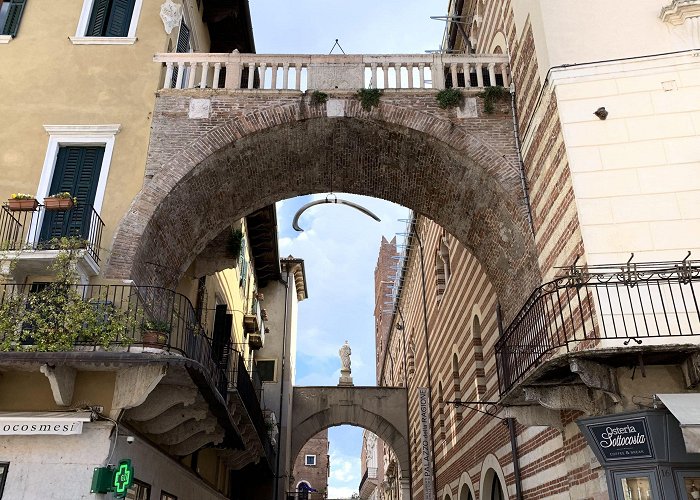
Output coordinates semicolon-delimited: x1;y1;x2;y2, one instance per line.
104;0;135;37
86;0;110;36
2;0;27;37
171;20;190;87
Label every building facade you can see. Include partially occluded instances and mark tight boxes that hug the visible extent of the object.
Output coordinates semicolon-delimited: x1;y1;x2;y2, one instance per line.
290;430;330;500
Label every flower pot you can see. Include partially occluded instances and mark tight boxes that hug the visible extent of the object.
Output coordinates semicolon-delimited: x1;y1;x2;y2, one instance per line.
7;198;38;211
141;330;168;348
44;197;75;211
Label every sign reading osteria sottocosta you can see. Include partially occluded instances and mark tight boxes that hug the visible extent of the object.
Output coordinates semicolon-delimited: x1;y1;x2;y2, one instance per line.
587;417;654;461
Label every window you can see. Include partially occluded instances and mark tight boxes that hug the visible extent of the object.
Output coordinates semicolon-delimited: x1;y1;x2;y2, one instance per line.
490;474;504;500
160;491;177;500
72;0;143;44
126;479;151;500
0;462;8;497
170;18;192;88
0;0;26;38
256;360;276;382
305;455;316;466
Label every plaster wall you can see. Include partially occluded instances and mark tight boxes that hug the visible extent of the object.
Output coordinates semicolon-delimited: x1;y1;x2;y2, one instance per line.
112;433;228;500
0;421;111;499
0;0;210;274
554;52;700;265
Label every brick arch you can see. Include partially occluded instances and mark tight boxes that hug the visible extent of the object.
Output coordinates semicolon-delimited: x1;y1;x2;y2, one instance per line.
291;387;410;491
107;94;540;320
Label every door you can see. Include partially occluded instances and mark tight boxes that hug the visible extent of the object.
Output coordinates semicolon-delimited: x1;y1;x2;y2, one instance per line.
40;146;104;244
612;470;663;500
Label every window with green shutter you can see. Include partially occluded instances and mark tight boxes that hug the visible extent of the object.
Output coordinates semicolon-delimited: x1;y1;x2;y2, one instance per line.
86;0;136;37
0;0;27;37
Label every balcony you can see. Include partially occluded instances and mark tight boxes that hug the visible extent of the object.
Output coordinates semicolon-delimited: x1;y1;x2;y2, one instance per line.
359;467;378;499
0;282;272;465
244;299;266;350
495;259;700;399
154;52;510;91
0;203;104;279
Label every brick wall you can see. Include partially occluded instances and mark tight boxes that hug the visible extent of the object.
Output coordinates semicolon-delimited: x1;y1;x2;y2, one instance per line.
292;430;330;498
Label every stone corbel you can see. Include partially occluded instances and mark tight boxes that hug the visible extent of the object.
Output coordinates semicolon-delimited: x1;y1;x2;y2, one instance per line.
523;385;602;415
501;405;563;431
110;364;167;419
124;384;198;422
150;416;218;445
682;351;700;388
40;364;76;407
570;358;620;403
169;428;225;456
137;405;207;434
660;0;700;46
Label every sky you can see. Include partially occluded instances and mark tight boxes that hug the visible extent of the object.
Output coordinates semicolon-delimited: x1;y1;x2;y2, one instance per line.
247;2;447;497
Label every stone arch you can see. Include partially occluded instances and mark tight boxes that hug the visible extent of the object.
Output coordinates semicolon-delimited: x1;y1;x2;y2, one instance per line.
457;472;476;500
107;95;540;320
489;32;508;54
291;386;410;493
480;454;508;500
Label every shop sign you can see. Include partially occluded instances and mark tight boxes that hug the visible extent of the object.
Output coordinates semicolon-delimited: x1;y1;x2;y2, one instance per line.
587;417;654;461
418;387;435;500
0;413;90;435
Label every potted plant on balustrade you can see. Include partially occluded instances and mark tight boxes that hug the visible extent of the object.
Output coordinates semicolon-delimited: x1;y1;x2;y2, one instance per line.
141;319;171;348
43;192;77;211
7;193;38;211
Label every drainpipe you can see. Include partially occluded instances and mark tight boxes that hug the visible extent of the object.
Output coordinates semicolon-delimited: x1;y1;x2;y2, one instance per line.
273;270;291;500
498;304;523;500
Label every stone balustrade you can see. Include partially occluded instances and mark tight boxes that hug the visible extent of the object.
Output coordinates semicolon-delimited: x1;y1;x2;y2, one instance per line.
154;52;510;91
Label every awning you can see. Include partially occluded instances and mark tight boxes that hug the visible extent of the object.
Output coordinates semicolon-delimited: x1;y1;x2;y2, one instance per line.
0;411;92;436
657;393;700;453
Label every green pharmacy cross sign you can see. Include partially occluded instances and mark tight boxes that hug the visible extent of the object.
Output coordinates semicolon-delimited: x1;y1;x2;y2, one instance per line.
113;459;134;498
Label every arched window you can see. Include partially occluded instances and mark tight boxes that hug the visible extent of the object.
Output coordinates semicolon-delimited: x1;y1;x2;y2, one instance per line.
435;232;451;303
452;352;463;422
472;315;486;403
438;382;446;441
460;484;473;500
491;474;504;500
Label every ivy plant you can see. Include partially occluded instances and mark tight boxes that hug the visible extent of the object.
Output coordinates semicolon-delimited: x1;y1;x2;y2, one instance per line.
435;88;464;109
357;88;382;111
479;85;510;114
309;90;329;106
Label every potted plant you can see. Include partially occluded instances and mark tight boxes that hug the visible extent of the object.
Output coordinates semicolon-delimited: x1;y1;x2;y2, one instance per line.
44;192;77;211
7;193;38;211
141;319;170;348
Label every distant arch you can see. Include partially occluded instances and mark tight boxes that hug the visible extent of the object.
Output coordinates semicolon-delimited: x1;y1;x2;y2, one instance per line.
480;454;508;500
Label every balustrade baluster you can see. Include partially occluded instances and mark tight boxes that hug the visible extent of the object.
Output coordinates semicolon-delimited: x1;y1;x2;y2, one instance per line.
259;63;267;89
247;62;255;89
501;63;510;87
271;63;278;89
225;60;241;89
382;63;389;89
164;62;174;89
407;63;414;89
212;63;221;89
295;63;302;90
187;62;197;88
488;63;497;87
418;63;425;89
450;63;458;89
370;63;378;89
282;63;289;90
175;62;184;89
394;62;401;89
199;62;209;88
476;63;484;88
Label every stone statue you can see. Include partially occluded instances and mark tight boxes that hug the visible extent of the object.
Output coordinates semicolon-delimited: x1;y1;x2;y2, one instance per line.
338;340;353;386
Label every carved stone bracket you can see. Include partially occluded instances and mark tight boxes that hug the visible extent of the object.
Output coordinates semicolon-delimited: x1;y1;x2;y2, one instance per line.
138;405;207;434
501;405;563;431
125;384;197;421
169;428;225;456
570;359;620;403
111;364;167;419
682;351;700;388
660;0;700;46
151;416;218;446
39;364;76;407
523;385;603;415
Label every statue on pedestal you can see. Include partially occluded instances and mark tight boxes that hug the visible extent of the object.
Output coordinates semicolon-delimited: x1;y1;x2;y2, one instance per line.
338;340;354;386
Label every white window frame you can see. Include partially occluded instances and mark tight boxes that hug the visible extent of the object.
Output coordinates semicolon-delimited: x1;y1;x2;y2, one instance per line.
304;455;316;466
70;0;143;45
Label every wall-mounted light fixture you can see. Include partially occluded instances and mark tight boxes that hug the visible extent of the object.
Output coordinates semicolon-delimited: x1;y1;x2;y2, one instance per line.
594;107;608;120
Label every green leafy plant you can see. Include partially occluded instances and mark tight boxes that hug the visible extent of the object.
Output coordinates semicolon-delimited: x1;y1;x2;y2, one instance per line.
356;88;382;111
0;238;135;352
309;90;329;105
479;85;510;114
228;228;243;260
10;193;35;200
142;319;171;333
46;192;78;205
436;88;464;109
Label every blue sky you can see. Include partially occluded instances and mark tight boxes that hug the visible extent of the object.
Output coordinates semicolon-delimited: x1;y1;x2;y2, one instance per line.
247;1;446;496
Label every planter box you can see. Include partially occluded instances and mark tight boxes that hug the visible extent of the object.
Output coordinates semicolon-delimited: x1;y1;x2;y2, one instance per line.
44;197;75;211
141;330;168;348
7;198;38;211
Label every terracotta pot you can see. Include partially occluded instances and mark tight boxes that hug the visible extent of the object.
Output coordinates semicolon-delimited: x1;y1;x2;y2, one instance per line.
44;197;74;211
141;330;168;348
7;198;38;211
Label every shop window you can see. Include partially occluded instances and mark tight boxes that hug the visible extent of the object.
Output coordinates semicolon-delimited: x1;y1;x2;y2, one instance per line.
127;479;151;500
160;492;177;500
256;359;276;382
305;455;316;466
0;0;26;38
0;462;8;497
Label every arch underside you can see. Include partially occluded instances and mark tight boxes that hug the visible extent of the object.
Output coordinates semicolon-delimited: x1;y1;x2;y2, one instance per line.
109;109;540;320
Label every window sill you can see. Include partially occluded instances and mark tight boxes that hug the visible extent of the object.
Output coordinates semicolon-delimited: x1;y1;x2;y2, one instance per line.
0;35;12;44
69;36;137;45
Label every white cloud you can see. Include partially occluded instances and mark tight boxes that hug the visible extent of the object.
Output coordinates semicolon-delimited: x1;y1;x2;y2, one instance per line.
327;486;358;499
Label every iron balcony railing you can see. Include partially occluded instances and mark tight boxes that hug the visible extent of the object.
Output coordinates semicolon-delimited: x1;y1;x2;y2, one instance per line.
0;204;104;263
495;259;700;395
0;284;267;432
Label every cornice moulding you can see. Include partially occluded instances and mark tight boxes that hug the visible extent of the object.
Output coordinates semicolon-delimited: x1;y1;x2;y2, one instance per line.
660;0;700;25
43;125;122;136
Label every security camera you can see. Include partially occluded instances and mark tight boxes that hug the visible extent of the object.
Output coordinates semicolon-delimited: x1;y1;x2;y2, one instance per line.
126;436;135;444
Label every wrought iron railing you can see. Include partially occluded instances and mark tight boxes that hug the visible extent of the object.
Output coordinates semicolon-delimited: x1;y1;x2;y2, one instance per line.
0;204;104;263
495;259;700;395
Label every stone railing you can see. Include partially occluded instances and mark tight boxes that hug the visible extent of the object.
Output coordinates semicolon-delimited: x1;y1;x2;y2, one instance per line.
154;52;510;91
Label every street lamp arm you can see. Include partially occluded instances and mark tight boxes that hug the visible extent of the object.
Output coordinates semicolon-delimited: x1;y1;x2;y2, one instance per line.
292;195;381;232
